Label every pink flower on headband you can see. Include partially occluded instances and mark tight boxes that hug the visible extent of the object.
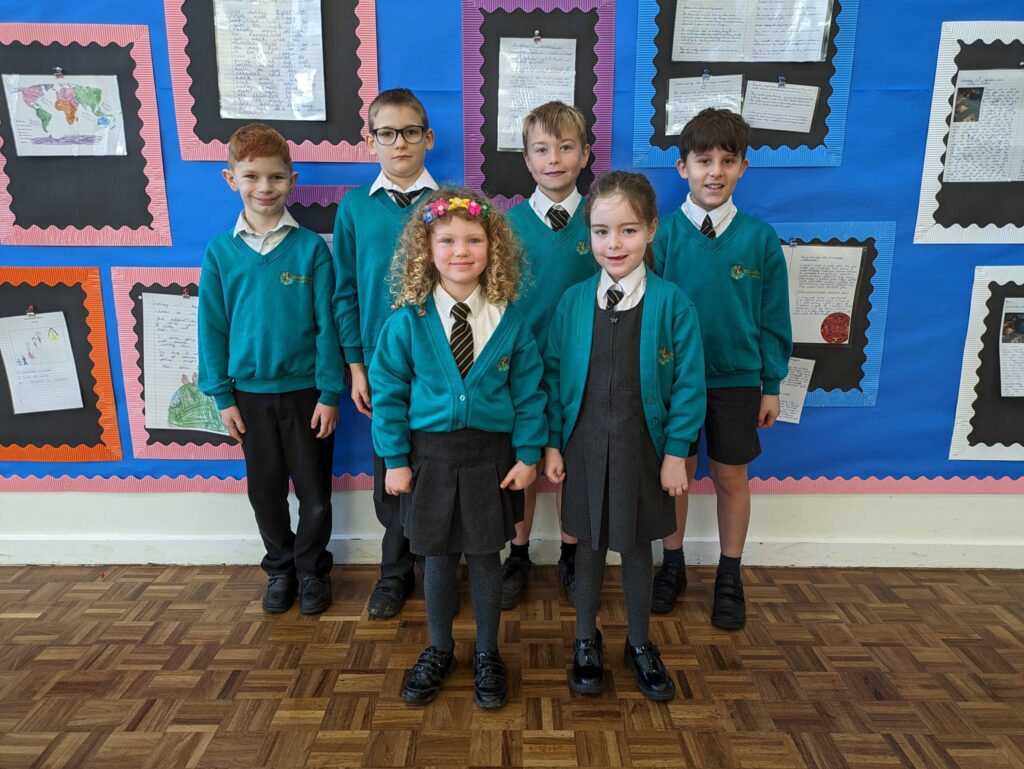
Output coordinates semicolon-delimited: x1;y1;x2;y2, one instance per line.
467;199;482;216
429;198;448;218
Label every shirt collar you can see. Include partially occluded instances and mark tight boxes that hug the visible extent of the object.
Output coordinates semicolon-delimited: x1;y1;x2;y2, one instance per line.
598;262;646;299
233;207;300;238
531;187;582;221
434;283;486;317
682;193;735;231
369;168;438;196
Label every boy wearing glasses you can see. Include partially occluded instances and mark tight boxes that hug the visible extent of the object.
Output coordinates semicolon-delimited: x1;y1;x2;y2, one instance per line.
333;88;437;619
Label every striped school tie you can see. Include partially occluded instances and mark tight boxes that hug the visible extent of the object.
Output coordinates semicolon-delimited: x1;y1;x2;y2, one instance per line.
547;204;570;231
392;188;424;208
605;285;624;311
700;214;717;240
450;302;474;377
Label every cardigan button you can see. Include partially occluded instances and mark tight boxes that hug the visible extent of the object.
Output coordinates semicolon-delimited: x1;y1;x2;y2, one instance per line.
645;395;654;404
459;395;466;402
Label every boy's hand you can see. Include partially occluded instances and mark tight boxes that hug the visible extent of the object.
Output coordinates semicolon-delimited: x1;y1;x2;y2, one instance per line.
758;394;780;428
385;467;412;496
543;447;566;484
500;461;537;491
310;403;339;439
660;454;689;497
220;406;246;442
349;363;372;418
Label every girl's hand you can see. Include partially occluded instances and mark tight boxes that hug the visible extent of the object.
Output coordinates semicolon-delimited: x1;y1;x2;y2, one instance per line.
385;467;412;496
500;460;537;491
758;394;780;428
660;454;689;497
349;363;372;419
543;447;566;484
220;406;246;442
310;403;339;438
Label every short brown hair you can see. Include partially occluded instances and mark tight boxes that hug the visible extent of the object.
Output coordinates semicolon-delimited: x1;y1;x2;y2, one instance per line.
227;123;291;168
368;88;429;132
584;171;659;266
678;108;750;161
520;100;588;149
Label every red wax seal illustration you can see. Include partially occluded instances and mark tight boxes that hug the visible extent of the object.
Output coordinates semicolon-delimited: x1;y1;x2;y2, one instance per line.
820;312;851;344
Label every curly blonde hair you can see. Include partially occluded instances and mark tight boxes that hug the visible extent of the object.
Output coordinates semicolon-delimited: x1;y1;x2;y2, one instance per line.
390;186;523;314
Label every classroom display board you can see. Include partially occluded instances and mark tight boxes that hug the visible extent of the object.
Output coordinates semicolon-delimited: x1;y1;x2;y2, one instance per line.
632;0;858;167
0;2;1022;494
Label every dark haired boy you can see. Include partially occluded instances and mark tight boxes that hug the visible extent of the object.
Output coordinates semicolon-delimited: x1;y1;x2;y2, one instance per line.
651;108;792;627
199;123;344;615
333;88;437;618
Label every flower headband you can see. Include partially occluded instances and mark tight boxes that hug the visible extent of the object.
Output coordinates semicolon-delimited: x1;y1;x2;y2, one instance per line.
422;196;492;224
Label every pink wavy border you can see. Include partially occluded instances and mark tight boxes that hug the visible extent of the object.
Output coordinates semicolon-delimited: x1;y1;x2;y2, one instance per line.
0;24;171;246
2;473;1024;494
164;0;377;162
111;267;245;460
287;184;353;208
461;0;615;205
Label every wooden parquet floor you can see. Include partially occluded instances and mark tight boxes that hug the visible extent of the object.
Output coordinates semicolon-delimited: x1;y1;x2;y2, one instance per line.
1;565;1023;769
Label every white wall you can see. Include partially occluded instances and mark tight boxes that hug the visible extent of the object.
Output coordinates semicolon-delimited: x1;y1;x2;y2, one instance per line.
2;491;1021;568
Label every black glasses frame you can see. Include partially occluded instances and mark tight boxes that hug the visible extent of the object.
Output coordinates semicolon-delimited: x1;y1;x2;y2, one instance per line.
369;125;427;146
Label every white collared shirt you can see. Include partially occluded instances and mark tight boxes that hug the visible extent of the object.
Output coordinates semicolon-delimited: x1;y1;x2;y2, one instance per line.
529;187;583;228
233;208;300;255
597;262;647;311
433;284;505;353
369;168;438;204
682;193;737;238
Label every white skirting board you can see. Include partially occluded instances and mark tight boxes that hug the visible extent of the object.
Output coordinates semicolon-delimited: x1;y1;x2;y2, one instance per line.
1;491;1022;568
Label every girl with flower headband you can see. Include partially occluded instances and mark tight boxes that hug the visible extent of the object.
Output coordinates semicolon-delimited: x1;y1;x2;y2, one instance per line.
542;171;706;701
369;185;547;709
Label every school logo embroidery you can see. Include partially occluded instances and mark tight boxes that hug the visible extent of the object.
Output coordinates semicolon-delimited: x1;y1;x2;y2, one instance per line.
279;271;310;286
576;240;591;255
497;354;510;372
730;265;762;280
658;348;674;365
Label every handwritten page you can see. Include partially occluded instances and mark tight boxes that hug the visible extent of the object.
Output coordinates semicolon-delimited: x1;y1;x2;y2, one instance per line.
497;37;576;151
213;0;327;121
672;0;832;62
777;357;815;423
944;69;1024;183
785;244;863;345
1001;297;1024;397
142;293;226;434
742;80;819;133
1;74;126;157
0;311;83;414
665;75;743;135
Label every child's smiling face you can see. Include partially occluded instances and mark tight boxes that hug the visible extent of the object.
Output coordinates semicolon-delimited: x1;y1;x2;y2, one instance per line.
522;124;590;203
589;194;657;283
222;154;297;231
676;146;748;212
431;216;489;300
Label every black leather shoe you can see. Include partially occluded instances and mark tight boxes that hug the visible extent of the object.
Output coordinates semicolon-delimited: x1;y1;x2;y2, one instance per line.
367;572;414;619
500;556;531;610
650;561;687;614
624;640;676;701
299;575;332;615
262;574;297;613
568;630;604;694
401;645;455;705
557;558;577;607
473;650;508;709
711;572;746;629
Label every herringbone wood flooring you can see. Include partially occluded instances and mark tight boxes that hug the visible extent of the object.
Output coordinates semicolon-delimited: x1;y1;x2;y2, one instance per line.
1;564;1022;768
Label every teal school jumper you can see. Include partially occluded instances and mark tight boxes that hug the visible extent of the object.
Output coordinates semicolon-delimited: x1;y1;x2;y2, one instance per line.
198;226;344;409
544;272;706;459
369;297;547;469
652;209;792;394
507;200;597;350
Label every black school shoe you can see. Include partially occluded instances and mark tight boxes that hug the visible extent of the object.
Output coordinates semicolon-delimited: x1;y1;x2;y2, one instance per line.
650;560;687;614
473;650;508;709
299;575;332;615
568;630;604;695
401;645;456;705
557;557;577;607
367;572;415;619
711;572;746;629
262;574;297;613
624;641;676;701
500;556;531;610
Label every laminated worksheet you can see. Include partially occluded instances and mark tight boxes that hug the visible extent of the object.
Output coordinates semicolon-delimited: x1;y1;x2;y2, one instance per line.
742;80;819;133
1001;297;1024;398
496;37;576;151
665;74;743;135
785;244;863;345
943;69;1024;184
777;357;816;423
0;311;84;415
